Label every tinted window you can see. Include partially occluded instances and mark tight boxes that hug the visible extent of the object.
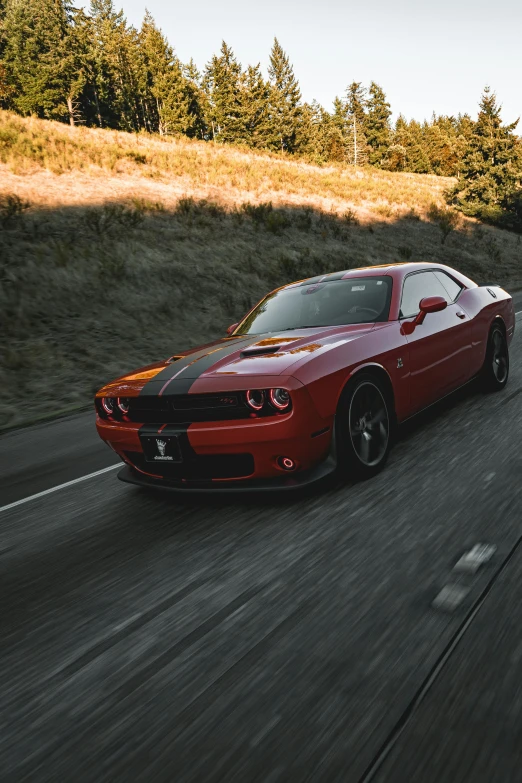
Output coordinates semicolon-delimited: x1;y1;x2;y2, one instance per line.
237;276;393;334
434;271;463;302
400;271;450;318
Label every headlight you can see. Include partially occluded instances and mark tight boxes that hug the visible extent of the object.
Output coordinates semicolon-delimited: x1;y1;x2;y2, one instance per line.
269;388;291;410
246;389;265;410
102;397;115;415
117;397;130;414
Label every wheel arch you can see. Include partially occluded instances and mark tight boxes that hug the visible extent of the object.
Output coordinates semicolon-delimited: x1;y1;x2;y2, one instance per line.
491;314;507;336
338;362;397;420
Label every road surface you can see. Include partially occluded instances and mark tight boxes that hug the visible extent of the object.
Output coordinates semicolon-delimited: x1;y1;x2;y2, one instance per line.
1;292;522;782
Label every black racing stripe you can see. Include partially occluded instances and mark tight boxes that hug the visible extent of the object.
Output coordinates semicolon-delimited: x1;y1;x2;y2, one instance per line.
139;344;224;395
159;423;197;460
139;335;262;397
138;422;164;437
160;335;264;397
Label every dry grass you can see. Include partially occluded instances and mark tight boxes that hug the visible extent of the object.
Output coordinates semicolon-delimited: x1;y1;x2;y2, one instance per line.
1;111;521;428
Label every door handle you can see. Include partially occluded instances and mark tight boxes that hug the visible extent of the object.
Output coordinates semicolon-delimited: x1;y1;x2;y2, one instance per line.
456;311;466;319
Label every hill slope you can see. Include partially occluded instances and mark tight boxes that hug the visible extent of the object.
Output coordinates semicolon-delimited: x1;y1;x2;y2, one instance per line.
1;111;520;428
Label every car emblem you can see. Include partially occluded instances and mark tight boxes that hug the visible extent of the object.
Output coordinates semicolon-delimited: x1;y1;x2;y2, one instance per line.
397;357;403;368
156;438;167;457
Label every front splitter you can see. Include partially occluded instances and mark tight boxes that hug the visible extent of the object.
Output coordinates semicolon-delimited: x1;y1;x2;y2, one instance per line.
117;440;337;495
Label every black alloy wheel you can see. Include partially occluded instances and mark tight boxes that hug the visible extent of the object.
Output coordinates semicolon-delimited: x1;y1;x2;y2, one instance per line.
337;373;392;480
482;324;509;391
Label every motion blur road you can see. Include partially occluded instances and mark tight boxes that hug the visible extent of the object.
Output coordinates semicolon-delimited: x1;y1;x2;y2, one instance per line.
1;292;522;782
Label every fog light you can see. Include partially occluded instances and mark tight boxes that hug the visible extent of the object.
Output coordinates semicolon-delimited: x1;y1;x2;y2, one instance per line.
246;389;265;411
117;397;130;414
277;456;296;471
102;397;115;415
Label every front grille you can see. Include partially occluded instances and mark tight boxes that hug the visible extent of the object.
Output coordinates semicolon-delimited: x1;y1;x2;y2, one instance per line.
127;394;250;423
125;451;255;481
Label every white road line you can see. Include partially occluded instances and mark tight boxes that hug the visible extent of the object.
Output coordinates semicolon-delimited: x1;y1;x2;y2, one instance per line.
0;463;120;514
516;310;522;317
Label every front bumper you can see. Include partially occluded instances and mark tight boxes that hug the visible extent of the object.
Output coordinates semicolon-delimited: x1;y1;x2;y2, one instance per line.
96;384;335;491
117;433;337;493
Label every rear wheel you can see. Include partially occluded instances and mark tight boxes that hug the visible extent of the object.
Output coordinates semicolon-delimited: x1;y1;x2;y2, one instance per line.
336;373;392;480
482;324;509;391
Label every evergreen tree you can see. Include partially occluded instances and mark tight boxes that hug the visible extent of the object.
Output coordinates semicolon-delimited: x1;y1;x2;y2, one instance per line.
87;0;141;130
267;38;302;153
345;81;367;125
365;82;391;165
385;116;430;173
238;64;272;148
138;12;195;136
2;0;82;122
447;88;522;229
345;82;368;165
203;41;243;143
183;59;208;139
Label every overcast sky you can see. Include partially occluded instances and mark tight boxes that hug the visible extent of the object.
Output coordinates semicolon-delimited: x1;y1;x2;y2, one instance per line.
87;0;522;125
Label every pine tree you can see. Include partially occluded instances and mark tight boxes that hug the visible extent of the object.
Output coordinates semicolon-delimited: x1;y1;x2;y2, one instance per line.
138;12;194;136
1;0;83;122
183;59;208;139
238;64;272;148
87;0;141;130
203;41;243;143
365;82;391;166
385;116;430;173
267;38;302;153
448;88;522;229
345;82;368;165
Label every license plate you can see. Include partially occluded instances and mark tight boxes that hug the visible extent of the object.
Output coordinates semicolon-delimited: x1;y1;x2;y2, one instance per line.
140;434;182;463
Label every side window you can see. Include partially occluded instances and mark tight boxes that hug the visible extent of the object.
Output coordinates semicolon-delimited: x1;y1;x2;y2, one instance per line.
400;271;450;318
434;271;463;303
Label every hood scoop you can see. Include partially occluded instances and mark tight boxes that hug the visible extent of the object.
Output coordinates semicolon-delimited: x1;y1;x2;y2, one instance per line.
167;355;184;363
240;345;282;359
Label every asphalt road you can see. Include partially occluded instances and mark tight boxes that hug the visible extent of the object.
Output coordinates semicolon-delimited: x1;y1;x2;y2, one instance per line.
1;292;522;782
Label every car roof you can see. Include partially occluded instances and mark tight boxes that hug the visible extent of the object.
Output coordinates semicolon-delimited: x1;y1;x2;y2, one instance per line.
283;262;440;290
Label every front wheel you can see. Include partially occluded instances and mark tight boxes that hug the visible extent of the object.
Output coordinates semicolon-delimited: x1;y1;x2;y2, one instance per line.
481;324;509;392
336;373;392;481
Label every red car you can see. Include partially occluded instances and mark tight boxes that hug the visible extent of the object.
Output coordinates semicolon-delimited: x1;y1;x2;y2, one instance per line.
95;262;514;491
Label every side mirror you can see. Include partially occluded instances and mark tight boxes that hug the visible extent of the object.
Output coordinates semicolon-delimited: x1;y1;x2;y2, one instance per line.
418;296;447;316
226;322;239;336
401;296;447;334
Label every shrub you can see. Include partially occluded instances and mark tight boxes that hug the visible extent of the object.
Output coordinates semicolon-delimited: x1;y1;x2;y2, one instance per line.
427;203;460;244
0;193;30;227
240;201;273;227
85;204;143;234
482;234;502;263
341;208;359;225
131;197;165;213
397;245;413;261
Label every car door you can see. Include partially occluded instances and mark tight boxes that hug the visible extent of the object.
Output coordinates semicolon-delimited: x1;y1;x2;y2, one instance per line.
400;270;471;413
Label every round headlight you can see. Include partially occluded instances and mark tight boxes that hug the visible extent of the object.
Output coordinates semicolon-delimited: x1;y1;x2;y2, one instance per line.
246;389;265;411
269;388;291;410
117;397;130;414
102;397;115;415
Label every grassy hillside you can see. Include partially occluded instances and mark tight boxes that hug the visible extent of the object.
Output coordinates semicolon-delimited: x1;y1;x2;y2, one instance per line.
1;111;521;429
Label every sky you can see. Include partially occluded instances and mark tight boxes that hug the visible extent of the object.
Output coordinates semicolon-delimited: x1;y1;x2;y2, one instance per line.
85;0;522;125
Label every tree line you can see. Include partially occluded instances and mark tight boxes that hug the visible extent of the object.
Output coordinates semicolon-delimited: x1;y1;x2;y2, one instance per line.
0;0;521;230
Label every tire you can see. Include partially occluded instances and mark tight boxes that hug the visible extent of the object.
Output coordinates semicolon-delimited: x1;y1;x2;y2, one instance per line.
336;372;393;481
481;324;509;392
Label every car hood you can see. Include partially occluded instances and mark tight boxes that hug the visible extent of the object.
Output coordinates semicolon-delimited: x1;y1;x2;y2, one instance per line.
97;324;375;398
191;324;375;377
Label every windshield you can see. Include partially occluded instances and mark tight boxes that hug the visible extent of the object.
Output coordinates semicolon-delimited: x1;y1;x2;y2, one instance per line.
237;276;392;334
